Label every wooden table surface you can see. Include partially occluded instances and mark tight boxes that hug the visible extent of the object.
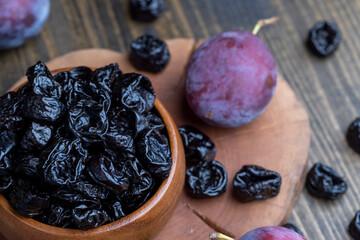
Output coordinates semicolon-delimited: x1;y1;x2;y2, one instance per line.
1;0;359;239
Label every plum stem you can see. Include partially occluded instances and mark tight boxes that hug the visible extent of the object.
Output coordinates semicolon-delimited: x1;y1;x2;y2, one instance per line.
252;16;280;35
209;232;235;240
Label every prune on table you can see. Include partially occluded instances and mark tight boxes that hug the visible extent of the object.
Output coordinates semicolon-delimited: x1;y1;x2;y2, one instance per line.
233;165;281;202
136;128;172;180
0;175;13;193
7;179;50;217
112;73;155;113
20;122;53;150
26;61;62;99
91;63;122;92
178;125;216;166
129;0;164;22
347;117;360;154
42;138;88;185
0;91;25;132
185;160;227;198
72;203;109;230
130;34;170;72
349;211;360;240
282;223;304;237
306;162;347;199
14;154;41;179
307;21;341;57
87;153;129;193
24;94;66;124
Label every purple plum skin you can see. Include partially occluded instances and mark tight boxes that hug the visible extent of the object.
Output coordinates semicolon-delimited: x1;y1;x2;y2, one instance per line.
239;226;307;240
0;0;50;50
185;31;277;128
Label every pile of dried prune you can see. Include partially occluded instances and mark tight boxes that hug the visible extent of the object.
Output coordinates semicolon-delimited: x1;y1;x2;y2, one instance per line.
0;61;172;230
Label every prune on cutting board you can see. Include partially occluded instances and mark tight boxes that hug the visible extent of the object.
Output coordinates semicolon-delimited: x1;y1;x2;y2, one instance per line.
24;94;66;124
185;160;227;198
0;91;25;132
130;34;170;72
130;0;164;22
72;203;109;230
233;165;281;202
307;21;341;57
42;138;88;185
112;73;155;113
7;179;50;217
0;130;16;177
346;117;360;154
306;162;347;199
349;211;360;240
26;61;62;99
178;125;216;166
136;128;172;180
20;122;53;150
87;153;129;193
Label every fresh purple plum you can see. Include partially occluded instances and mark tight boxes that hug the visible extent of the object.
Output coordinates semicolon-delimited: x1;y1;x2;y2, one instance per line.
239;226;306;240
0;0;50;50
185;31;277;128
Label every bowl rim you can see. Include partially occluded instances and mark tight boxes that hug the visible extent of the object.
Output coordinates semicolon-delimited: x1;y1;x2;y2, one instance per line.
0;66;180;235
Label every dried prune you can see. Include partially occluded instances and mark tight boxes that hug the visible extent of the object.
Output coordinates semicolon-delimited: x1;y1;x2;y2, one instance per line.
14;154;41;179
130;34;170;72
349;211;360;240
0;91;25;132
0;175;13;193
306;162;347;199
233;165;281;202
26;61;62;99
185;160;227;198
72;203;109;230
307;21;341;57
282;223;304;236
102;201;126;221
130;0;164;22
42;138;88;185
7;179;50;217
113;73;155;113
137;128;172;180
24;94;66;124
20;122;53;150
45;204;73;228
0;130;16;177
87;153;129;193
92;63;122;92
178;125;216;166
347;117;360;154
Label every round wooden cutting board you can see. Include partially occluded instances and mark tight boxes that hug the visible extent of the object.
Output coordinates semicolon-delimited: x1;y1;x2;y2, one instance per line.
14;38;310;240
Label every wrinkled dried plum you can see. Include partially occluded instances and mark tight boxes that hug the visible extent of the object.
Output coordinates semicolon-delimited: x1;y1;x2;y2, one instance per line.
233;165;281;202
130;0;164;22
24;94;66;124
26;61;62;99
130;34;170;72
306;162;347;199
7;179;50;217
349;211;360;240
92;63;122;92
42;138;88;185
178;125;216;166
14;154;41;179
103;200;126;222
137;128;172;180
0;91;25;131
0;175;13;193
20;122;53;150
347;117;360;154
0;130;16;176
185;160;227;198
113;73;155;113
45;204;73;228
87;153;129;193
72;203;109;230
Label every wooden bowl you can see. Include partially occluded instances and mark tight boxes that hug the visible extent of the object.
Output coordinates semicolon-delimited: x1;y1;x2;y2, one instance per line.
0;67;186;240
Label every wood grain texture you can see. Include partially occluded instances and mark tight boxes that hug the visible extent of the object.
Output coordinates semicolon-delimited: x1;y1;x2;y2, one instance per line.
11;41;309;239
0;0;359;239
